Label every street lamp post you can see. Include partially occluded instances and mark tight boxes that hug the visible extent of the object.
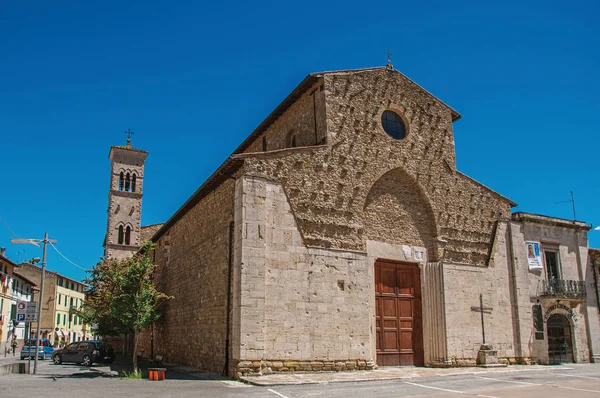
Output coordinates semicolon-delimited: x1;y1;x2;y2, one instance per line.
11;233;57;375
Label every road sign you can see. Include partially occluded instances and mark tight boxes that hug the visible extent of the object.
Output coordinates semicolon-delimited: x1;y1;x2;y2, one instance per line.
16;301;38;322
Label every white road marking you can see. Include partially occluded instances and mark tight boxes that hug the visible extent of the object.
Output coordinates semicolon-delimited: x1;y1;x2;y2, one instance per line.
404;381;466;394
557;386;600;394
268;388;291;398
404;381;500;398
476;376;540;386
553;373;600;381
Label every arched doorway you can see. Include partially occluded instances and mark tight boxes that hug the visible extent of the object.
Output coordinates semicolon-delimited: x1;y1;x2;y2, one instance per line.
547;313;574;364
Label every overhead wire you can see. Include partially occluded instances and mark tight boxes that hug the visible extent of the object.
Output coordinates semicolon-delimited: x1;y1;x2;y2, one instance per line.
49;242;88;272
0;214;20;238
0;213;88;272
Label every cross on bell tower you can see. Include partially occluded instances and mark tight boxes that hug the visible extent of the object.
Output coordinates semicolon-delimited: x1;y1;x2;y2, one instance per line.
125;128;134;147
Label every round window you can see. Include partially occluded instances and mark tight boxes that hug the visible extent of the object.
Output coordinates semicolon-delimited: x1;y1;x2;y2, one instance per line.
381;110;406;139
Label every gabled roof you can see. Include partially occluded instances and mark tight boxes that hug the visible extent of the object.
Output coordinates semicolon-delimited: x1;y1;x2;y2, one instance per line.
233;66;461;155
0;254;20;268
150;66;463;243
13;271;37;286
313;66;462;121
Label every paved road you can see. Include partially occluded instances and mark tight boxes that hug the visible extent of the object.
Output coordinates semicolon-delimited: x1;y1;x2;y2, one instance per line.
1;360;599;397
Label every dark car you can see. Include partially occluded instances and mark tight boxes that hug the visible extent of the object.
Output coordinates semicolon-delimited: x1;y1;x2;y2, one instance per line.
52;340;114;367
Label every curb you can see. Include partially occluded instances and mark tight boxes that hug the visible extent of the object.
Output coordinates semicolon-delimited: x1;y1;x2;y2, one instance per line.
240;365;577;387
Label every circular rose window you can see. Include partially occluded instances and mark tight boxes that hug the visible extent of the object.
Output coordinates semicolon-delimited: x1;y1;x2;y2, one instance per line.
381;110;406;139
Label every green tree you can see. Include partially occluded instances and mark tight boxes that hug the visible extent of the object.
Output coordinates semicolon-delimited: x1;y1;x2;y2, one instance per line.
79;242;172;372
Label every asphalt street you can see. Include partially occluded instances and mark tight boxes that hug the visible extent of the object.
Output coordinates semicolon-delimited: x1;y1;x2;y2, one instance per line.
0;360;599;398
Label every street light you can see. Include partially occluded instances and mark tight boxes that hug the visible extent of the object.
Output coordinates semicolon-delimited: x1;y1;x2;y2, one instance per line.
10;233;57;375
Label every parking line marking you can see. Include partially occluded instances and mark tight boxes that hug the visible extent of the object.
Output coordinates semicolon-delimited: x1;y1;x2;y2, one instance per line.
268;388;290;398
476;376;540;386
556;386;600;394
553;373;600;381
404;381;462;394
404;381;501;398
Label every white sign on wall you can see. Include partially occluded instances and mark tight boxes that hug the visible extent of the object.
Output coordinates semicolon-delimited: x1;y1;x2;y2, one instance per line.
526;241;543;270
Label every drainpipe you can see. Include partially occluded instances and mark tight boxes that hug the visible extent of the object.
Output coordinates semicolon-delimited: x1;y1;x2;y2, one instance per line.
223;221;234;376
507;220;523;360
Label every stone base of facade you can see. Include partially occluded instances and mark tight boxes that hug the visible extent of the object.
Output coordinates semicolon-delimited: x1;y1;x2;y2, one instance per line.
440;357;536;368
234;359;376;376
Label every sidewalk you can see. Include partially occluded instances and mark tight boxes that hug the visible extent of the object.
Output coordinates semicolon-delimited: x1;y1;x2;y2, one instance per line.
240;364;576;386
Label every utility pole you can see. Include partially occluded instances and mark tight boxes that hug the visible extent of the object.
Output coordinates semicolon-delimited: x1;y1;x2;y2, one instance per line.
11;233;57;374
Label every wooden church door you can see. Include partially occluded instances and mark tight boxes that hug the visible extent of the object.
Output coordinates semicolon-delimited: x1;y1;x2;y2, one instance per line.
375;260;424;366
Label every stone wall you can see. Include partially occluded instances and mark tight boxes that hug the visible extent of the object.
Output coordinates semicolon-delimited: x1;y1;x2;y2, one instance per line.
239;68;513;265
443;221;517;363
243;79;326;153
231;175;375;376
105;147;147;259
138;178;235;374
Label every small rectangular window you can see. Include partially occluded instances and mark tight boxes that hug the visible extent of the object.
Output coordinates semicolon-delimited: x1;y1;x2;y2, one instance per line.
56;313;60;325
544;250;561;280
58;294;61;305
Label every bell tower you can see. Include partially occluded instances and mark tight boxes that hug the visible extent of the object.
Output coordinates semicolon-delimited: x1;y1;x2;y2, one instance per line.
104;130;148;259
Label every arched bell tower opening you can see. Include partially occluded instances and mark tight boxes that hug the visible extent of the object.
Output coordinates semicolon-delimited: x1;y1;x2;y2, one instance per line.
104;132;148;260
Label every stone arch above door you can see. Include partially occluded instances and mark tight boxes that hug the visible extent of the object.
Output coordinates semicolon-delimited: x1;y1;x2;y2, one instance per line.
363;167;438;259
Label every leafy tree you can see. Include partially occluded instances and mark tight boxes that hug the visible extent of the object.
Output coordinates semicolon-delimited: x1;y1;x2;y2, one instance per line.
78;242;172;372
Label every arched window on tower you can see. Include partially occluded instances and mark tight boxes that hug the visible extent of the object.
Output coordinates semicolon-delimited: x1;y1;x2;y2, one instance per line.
118;226;124;244
125;173;131;192
132;174;137;192
125;226;131;245
118;172;124;191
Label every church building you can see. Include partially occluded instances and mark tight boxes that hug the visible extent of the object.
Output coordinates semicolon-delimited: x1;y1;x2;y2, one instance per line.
106;65;600;376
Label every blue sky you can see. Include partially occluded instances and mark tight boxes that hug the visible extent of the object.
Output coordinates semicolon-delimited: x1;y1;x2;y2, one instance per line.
1;0;598;281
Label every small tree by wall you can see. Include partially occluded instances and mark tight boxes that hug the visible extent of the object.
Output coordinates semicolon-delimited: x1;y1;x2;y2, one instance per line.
78;242;172;372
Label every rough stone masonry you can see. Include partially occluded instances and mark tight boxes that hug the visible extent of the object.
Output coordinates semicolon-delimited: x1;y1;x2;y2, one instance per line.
128;66;600;377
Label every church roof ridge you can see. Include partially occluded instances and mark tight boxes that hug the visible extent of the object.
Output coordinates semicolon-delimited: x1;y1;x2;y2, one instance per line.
312;66;461;122
110;145;148;154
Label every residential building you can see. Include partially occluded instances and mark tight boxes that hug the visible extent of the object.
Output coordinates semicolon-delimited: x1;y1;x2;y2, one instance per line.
10;272;37;343
106;65;600;376
0;248;38;353
18;263;90;347
1;248;20;353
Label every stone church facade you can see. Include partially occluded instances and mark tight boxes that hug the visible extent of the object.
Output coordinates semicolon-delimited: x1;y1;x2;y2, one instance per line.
114;66;600;376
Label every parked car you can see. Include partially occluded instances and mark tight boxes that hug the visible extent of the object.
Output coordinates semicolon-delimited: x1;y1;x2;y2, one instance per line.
52;340;115;366
21;338;55;360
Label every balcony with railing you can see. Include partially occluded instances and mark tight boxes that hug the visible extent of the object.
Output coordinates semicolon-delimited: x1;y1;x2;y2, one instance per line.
538;279;586;300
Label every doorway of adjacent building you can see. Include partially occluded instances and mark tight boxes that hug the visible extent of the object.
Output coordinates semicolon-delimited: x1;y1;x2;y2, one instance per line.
375;259;424;366
547;313;574;364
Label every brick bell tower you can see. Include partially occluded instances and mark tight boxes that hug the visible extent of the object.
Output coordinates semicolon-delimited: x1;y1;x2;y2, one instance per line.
103;130;148;260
